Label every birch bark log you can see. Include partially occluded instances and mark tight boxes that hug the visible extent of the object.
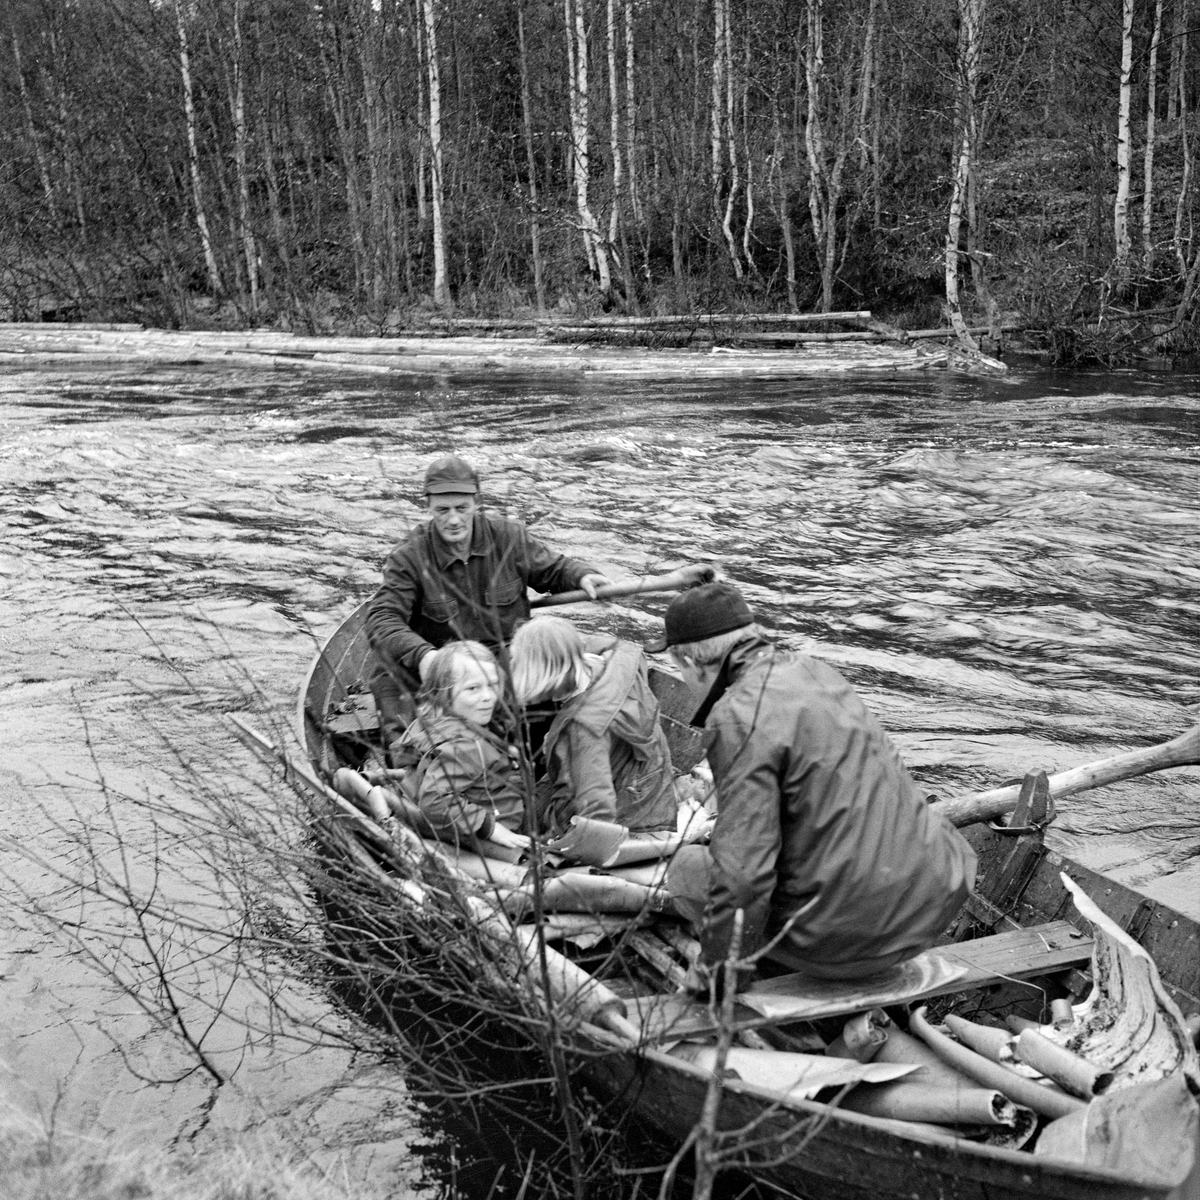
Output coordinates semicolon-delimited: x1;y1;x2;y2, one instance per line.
174;0;223;298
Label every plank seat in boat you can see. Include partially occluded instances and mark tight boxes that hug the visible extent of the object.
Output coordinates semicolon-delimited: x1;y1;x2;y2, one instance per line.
629;920;1093;1041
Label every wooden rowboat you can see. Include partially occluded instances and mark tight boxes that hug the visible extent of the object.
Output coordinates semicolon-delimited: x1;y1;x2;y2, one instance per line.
290;603;1199;1200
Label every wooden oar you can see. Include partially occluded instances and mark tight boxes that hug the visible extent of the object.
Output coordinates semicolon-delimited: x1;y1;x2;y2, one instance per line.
932;724;1200;828
531;562;716;609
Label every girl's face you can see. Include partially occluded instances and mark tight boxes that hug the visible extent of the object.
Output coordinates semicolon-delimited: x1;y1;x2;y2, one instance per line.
449;656;500;726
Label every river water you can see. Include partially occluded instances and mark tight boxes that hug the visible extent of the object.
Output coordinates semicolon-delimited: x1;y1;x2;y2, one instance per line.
1;358;1198;1195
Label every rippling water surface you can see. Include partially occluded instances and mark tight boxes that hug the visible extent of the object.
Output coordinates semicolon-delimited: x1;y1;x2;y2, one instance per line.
1;359;1198;1193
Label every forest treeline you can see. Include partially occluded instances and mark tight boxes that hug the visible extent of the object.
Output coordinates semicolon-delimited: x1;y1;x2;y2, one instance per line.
1;0;1197;358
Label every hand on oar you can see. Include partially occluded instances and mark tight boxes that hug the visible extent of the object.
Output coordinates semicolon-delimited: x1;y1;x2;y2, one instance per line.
531;562;717;609
933;724;1200;828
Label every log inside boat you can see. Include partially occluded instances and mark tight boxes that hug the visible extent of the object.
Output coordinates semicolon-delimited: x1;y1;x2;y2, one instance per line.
286;602;1200;1200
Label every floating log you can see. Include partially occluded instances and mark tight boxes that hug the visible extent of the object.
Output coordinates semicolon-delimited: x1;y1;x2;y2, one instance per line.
0;326;956;377
422;310;875;330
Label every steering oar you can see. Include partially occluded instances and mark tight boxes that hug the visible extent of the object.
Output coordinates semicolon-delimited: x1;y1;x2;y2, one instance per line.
932;724;1200;828
532;562;716;609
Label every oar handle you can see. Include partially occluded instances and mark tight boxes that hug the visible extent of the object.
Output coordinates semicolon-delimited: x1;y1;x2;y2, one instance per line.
933;724;1200;828
530;562;716;609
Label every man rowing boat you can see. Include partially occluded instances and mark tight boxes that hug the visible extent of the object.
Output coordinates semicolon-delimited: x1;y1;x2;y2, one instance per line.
365;454;611;749
658;582;977;992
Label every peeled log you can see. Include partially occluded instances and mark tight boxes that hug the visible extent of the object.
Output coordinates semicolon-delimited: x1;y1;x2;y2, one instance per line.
909;1008;1085;1120
511;925;630;1028
873;1026;980;1089
840;1079;1028;1128
827;1009;892;1063
943;1015;1014;1064
1013;1027;1114;1097
506;872;668;915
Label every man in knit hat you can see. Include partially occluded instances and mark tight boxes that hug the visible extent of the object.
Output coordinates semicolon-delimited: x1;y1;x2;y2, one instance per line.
658;582;976;993
365;454;610;746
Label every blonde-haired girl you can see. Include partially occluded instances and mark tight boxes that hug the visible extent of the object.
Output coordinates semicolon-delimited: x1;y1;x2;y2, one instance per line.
395;641;528;850
509;617;677;834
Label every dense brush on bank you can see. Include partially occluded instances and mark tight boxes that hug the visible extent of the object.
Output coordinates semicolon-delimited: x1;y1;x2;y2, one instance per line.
1;0;1195;364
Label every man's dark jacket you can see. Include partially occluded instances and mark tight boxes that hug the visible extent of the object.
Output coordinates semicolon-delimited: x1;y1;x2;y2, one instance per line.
366;510;598;688
696;636;976;974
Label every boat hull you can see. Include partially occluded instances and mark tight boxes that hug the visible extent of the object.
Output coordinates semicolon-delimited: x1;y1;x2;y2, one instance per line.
587;1051;1166;1200
298;603;1197;1200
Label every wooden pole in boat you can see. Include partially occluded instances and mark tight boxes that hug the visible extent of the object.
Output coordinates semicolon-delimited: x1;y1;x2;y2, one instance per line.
932;724;1200;828
531;562;716;609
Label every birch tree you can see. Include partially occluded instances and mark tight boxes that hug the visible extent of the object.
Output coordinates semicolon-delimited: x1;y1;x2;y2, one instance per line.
945;0;984;349
516;0;545;311
421;0;451;308
173;0;223;297
1112;0;1135;283
564;0;612;303
11;34;58;226
1142;0;1164;269
623;0;641;229
1172;16;1193;276
804;0;856;312
228;0;258;311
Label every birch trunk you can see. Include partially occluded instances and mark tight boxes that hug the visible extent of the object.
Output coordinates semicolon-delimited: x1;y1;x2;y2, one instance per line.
771;121;798;309
1113;0;1135;281
517;2;545;312
741;62;756;277
858;0;878;223
623;0;641;228
606;0;623;247
421;0;452;309
259;106;296;310
11;35;58;225
710;0;725;214
565;0;611;299
718;0;742;277
173;0;223;297
1167;0;1187;122
1173;49;1193;276
805;0;843;311
231;0;258;312
413;0;428;230
355;9;386;305
945;0;984;350
1142;0;1165;269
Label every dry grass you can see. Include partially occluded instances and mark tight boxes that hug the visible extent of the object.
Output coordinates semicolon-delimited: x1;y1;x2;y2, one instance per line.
0;1107;394;1200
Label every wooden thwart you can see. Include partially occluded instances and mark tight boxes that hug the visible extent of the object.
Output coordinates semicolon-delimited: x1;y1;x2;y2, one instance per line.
630;921;1093;1041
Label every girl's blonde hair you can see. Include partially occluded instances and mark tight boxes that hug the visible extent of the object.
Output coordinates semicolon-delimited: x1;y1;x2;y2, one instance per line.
509;617;589;705
418;640;501;714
